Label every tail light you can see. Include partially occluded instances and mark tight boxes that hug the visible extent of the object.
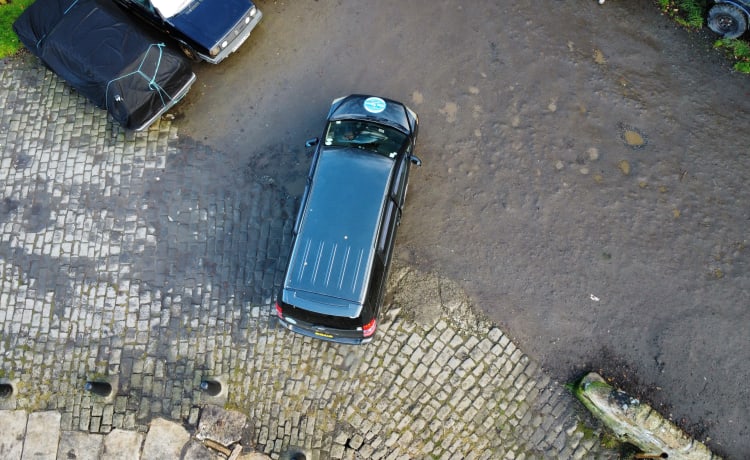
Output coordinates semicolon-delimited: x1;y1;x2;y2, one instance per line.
362;318;377;337
275;301;283;318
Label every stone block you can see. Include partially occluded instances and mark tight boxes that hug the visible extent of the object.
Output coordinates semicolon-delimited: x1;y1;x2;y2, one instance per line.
102;428;146;460
576;373;720;460
141;418;190;460
23;411;61;460
196;405;252;448
57;431;104;460
0;410;28;460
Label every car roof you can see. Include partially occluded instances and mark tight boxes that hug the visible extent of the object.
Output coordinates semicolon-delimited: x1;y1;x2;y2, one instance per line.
284;147;395;305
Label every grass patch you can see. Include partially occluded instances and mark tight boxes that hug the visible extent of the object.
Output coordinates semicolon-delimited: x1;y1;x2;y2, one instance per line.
715;37;750;72
0;0;34;58
658;0;710;29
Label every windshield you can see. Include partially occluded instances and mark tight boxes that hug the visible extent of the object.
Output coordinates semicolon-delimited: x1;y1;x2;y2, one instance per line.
324;120;407;159
150;0;192;18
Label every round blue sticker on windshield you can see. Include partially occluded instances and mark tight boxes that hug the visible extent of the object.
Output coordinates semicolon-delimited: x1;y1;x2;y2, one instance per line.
363;97;386;113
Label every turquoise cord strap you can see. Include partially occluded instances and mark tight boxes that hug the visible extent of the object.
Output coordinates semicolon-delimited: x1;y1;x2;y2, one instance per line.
105;43;177;113
62;0;79;14
36;0;80;49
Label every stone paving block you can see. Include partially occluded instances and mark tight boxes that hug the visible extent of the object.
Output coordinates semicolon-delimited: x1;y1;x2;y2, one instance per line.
22;411;60;460
0;410;27;460
141;418;190;460
101;429;145;460
57;431;104;460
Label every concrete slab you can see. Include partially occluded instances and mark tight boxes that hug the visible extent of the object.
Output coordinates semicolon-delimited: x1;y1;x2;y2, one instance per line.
102;429;145;460
22;411;60;460
57;431;104;460
141;418;190;460
0;410;27;460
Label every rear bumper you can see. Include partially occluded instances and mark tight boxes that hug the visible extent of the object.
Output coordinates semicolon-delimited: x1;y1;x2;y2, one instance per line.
130;71;196;132
276;317;372;345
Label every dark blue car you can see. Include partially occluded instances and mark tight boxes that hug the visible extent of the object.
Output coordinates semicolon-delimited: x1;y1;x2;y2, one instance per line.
114;0;262;64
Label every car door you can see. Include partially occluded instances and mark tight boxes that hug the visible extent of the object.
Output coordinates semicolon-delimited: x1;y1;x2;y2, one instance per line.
370;194;399;319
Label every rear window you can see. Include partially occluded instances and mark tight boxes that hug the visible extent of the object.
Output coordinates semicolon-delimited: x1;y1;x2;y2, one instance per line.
280;300;369;330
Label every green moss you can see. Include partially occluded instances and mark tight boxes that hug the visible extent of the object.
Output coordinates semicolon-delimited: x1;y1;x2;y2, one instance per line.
600;431;621;449
88;371;109;380
576;421;598;440
223;400;244;412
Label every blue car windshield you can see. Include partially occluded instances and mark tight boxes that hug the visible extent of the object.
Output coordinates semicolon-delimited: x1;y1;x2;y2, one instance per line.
324;120;407;159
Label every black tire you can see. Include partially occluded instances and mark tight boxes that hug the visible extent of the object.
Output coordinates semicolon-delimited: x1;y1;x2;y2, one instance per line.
178;43;202;62
708;3;748;39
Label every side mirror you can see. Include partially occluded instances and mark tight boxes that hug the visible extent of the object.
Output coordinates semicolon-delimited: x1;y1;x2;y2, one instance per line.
305;137;319;148
410;155;422;167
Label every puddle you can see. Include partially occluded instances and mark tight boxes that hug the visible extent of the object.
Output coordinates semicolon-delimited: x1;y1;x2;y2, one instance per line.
620;125;648;149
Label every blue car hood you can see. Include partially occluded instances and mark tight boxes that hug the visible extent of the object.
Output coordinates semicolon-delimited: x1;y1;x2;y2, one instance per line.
169;0;252;51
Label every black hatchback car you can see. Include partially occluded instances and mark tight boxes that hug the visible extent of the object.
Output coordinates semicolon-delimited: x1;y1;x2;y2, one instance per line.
276;95;422;344
113;0;262;64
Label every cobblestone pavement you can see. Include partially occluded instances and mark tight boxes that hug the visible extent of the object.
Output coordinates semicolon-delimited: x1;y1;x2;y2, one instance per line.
0;55;618;459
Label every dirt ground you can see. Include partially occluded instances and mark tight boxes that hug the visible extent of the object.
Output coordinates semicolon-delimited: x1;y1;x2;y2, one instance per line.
175;0;750;457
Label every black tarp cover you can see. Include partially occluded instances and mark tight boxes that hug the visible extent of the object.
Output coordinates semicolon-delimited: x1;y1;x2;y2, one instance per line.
13;0;195;131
